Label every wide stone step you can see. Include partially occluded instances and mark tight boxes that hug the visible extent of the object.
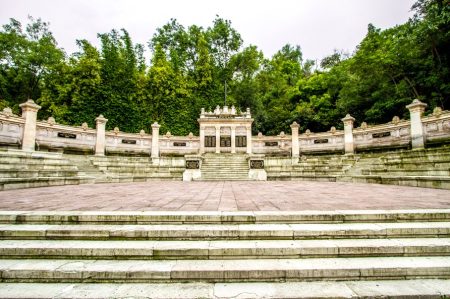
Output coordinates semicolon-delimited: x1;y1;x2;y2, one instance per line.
0;256;449;282
350;175;450;189
0;163;78;171
0;280;449;298
0;170;79;178
1;210;448;224
0;177;95;191
0;238;449;260
1;222;449;240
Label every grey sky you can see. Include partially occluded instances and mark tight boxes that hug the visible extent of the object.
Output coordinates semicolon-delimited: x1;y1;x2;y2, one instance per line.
1;0;415;62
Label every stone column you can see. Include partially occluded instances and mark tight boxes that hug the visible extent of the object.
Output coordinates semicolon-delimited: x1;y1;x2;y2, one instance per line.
406;99;428;149
215;125;220;153
19;99;41;152
290;121;300;158
341;114;355;154
231;126;236;154
246;125;252;154
151;122;160;163
95;115;108;156
199;125;205;154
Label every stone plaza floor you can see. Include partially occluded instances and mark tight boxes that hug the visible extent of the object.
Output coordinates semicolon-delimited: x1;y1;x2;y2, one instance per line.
0;181;449;211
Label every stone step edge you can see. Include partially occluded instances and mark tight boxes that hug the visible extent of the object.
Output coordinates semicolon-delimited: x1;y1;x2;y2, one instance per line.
0;280;449;298
1;238;449;259
1;256;449;282
1;209;449;224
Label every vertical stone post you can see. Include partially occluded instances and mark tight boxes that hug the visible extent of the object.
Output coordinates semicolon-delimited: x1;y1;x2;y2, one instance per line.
406;99;428;149
215;125;220;153
151;122;160;163
95;115;108;156
290;121;300;158
19;99;41;152
246;125;252;154
341;114;355;154
199;125;205;154
231;126;236;154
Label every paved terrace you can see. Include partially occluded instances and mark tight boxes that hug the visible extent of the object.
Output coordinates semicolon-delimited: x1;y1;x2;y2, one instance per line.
0;181;449;211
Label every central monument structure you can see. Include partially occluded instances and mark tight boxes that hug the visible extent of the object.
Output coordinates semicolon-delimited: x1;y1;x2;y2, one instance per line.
198;105;253;155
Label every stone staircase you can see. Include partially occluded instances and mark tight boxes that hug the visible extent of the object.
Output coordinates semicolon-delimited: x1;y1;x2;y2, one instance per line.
0;210;449;297
0;149;94;191
89;156;184;182
199;153;249;181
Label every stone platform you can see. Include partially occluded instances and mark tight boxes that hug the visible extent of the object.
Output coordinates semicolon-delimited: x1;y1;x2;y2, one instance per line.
0;181;449;211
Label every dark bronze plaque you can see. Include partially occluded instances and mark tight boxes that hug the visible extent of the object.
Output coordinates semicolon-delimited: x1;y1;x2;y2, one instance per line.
372;132;391;138
186;161;199;169
205;136;216;147
220;136;231;147
314;139;329;144
57;132;76;139
122;139;137;144
174;142;186;146
265;142;278;146
250;160;264;169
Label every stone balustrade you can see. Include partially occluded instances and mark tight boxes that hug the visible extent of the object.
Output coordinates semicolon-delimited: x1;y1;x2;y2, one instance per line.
0;99;449;157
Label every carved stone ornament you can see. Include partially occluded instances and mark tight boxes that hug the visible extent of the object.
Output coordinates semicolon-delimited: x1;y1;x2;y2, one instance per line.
186;160;199;169
165;131;172;138
360;122;368;130
433;107;442;117
188;132;194;139
279;131;286;138
250;160;264;169
258;132;263;138
305;129;311;136
1;107;13;117
47;117;56;126
81;122;89;131
330;126;336;133
113;127;120;135
392;116;400;124
140;129;145;137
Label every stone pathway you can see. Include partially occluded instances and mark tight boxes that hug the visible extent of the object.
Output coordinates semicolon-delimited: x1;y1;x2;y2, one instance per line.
0;181;449;211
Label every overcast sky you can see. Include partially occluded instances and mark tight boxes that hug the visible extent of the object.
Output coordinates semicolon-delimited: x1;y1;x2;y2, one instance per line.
1;0;415;62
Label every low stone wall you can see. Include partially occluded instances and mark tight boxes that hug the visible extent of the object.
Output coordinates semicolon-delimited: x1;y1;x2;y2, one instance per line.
1;99;449;157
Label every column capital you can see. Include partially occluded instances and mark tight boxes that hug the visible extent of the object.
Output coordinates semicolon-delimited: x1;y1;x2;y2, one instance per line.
290;121;300;129
406;99;427;113
341;114;355;124
151;122;160;129
95;114;108;124
19;99;41;113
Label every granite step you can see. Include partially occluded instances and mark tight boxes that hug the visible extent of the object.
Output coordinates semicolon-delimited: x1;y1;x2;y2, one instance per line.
0;256;449;282
1;222;449;240
0;238;449;259
1;280;449;298
2;210;447;224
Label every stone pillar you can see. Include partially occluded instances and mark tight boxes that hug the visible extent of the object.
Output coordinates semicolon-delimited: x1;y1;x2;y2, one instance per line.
95;115;108;156
215;125;220;153
290;121;300;158
406;99;428;149
151;122;160;163
199;125;205;154
231;126;236;154
341;114;355;154
246;125;252;154
19;99;41;152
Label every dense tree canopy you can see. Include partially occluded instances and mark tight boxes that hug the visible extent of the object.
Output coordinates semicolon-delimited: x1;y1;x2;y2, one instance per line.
0;1;448;135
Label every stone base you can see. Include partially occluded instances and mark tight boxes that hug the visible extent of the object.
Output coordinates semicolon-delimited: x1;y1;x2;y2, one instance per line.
248;169;267;181
183;169;201;181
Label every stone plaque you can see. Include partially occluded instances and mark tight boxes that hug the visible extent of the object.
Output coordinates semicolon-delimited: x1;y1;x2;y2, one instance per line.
57;132;77;139
173;142;187;146
186;161;199;169
314;139;329;144
122;139;137;144
265;141;278;146
372;132;391;138
250;160;264;169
